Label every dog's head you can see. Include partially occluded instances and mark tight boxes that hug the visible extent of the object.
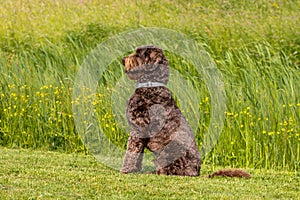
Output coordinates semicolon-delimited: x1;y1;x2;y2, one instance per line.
122;46;169;84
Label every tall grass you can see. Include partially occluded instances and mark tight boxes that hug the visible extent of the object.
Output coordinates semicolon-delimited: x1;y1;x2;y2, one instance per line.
0;0;299;170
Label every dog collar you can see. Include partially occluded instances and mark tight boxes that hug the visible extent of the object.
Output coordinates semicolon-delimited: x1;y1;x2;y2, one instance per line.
136;82;165;89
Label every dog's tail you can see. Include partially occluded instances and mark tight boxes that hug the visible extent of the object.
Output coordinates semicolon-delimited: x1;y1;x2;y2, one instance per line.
207;169;251;179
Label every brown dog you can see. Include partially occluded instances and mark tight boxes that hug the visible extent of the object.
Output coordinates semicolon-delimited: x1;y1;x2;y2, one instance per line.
120;45;201;176
120;45;251;179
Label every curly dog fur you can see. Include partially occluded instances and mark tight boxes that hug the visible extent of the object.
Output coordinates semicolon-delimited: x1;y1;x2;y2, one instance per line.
120;45;251;179
120;45;201;176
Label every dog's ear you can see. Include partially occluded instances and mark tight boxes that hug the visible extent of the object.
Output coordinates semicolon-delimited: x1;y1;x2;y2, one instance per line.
149;48;168;66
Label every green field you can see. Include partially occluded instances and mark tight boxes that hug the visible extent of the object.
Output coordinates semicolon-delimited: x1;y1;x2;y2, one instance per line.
0;0;299;173
1;147;299;199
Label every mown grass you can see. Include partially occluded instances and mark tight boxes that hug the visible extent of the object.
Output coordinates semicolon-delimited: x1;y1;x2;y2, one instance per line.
1;147;299;199
0;0;299;171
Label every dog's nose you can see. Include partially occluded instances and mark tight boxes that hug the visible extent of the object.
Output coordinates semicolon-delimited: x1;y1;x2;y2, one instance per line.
122;57;126;65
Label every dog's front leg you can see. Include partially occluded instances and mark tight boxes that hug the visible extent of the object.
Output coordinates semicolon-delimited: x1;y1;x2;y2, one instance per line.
121;136;146;174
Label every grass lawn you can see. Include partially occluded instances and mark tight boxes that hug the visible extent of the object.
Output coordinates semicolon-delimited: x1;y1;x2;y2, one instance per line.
0;147;299;199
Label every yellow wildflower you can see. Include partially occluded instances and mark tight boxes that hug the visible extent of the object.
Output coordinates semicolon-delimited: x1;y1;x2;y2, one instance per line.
268;132;275;136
